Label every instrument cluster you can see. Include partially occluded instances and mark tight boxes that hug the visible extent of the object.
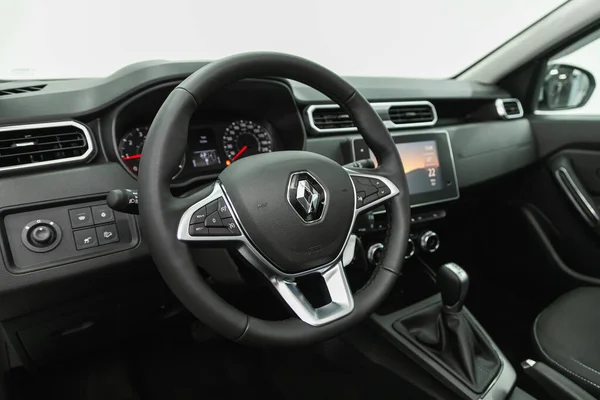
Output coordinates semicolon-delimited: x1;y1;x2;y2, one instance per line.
117;119;277;182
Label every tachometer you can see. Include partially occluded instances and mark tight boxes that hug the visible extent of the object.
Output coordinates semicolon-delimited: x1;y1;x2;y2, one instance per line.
118;126;185;178
118;126;147;174
222;120;272;162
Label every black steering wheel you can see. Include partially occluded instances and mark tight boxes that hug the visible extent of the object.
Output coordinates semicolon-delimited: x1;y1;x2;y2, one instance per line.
138;52;411;346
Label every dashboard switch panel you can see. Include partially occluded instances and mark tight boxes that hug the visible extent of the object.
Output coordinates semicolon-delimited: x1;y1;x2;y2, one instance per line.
3;198;138;273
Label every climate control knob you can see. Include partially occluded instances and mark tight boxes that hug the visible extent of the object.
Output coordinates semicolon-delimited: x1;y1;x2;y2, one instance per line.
405;238;416;259
367;243;384;265
420;230;440;253
22;219;62;253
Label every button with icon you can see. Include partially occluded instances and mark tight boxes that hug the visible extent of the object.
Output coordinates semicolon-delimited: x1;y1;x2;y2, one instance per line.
96;224;119;245
91;205;115;224
69;207;94;228
204;211;223;227
73;228;98;250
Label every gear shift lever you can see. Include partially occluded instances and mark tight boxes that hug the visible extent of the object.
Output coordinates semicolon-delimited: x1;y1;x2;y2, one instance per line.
438;263;469;313
392;262;501;393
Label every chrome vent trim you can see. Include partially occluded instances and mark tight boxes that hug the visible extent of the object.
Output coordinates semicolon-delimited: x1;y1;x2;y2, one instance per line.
495;98;523;119
307;101;438;133
0;121;94;172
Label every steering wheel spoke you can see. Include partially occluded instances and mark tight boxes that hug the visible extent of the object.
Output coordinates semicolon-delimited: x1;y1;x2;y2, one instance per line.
344;167;401;215
239;233;357;326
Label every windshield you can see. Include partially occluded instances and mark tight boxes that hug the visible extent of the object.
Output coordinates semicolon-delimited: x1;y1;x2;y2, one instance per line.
1;0;565;80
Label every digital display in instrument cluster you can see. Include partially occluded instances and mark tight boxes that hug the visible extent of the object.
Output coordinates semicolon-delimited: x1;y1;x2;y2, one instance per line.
188;128;224;169
190;129;222;168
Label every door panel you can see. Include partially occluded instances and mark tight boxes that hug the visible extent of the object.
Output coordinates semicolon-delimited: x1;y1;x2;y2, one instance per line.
520;115;600;280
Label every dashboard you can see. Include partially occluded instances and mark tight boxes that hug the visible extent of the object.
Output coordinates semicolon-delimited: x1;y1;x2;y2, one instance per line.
0;60;537;369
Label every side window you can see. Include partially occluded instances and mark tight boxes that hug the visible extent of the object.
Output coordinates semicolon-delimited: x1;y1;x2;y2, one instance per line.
537;30;600;114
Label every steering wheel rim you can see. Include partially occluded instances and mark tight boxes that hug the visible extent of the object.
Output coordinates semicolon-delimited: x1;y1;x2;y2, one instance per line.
138;52;411;346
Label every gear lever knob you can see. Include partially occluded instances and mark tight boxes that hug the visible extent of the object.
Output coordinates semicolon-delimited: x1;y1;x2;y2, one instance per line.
438;263;469;313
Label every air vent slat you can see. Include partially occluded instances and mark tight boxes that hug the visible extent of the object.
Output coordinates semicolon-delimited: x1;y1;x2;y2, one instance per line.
389;104;435;125
0;122;92;170
311;108;355;130
0;85;46;97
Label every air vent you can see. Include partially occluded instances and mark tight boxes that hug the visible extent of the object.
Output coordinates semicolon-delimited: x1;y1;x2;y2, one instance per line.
389;104;435;125
307;101;437;134
0;85;46;97
310;107;355;131
0;121;93;172
495;98;523;119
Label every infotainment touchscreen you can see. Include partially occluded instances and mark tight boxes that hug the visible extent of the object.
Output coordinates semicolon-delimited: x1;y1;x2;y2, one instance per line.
369;140;442;195
353;132;459;207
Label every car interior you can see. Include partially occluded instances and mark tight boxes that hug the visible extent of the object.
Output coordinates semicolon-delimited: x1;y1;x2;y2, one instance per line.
3;1;600;399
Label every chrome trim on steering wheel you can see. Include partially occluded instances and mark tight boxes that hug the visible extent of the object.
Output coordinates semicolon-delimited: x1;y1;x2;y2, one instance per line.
176;169;399;326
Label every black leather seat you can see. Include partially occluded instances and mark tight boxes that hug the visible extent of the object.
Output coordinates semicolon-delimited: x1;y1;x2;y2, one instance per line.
533;287;600;397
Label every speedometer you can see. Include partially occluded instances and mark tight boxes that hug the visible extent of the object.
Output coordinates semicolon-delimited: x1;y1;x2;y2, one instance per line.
222;120;272;162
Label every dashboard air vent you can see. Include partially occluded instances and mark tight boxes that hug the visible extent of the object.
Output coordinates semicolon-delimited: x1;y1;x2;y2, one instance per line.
0;84;46;97
495;98;523;119
389;104;435;125
307;101;437;134
310;107;355;131
0;121;93;171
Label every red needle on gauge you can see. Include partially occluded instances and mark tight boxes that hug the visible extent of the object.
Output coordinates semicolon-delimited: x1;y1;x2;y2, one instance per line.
232;145;248;161
122;154;142;161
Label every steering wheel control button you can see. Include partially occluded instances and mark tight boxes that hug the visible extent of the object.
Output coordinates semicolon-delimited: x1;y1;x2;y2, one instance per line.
189;224;209;236
351;176;378;197
217;198;232;219
356;176;371;186
68;207;93;229
363;193;379;206
222;218;241;235
73;228;99;250
205;200;218;216
96;224;119;245
208;227;231;236
91;205;115;224
190;207;207;225
377;185;391;198
370;178;385;188
22;219;63;253
204;211;223;227
356;191;366;208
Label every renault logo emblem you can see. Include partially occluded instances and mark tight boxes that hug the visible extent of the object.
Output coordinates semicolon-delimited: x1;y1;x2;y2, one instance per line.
287;172;326;222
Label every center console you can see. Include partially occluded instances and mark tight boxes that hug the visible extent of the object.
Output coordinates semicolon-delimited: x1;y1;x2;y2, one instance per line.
371;264;516;400
349;131;518;398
